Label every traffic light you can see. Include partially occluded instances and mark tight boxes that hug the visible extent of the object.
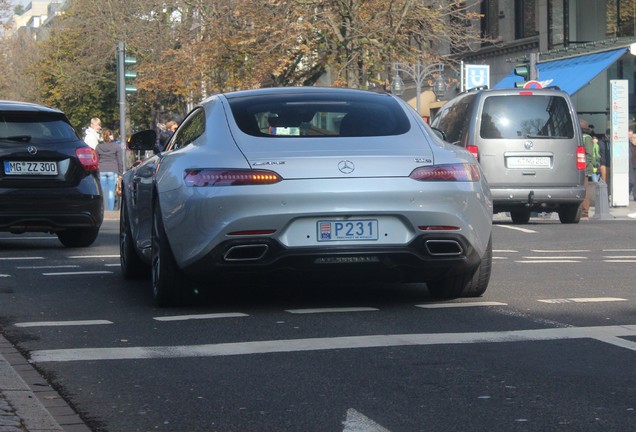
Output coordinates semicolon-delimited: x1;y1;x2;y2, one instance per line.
123;55;137;94
513;65;529;88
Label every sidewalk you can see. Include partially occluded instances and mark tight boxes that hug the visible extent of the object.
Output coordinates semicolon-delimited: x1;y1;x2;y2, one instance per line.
0;334;91;432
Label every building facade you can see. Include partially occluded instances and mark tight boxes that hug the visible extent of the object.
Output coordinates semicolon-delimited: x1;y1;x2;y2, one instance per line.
459;0;636;131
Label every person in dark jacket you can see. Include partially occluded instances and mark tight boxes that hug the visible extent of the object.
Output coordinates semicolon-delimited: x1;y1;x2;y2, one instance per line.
96;129;124;211
157;120;179;152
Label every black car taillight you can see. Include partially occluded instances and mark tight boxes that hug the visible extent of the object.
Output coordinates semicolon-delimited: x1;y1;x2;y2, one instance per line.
184;169;282;186
76;147;99;171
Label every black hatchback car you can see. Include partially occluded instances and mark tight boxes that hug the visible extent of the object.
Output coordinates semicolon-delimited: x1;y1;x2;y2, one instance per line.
0;101;103;247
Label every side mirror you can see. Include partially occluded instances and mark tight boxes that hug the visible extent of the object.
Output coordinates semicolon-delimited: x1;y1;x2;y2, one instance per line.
127;130;157;151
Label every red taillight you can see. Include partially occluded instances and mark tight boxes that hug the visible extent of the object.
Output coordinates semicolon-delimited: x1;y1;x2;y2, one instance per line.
519;91;534;96
418;226;460;231
409;163;480;182
227;230;276;236
184;169;282;186
76;147;98;171
466;145;479;161
576;146;586;170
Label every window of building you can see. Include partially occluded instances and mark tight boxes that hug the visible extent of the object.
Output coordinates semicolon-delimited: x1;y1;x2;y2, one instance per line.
606;0;635;38
515;0;538;39
480;0;499;44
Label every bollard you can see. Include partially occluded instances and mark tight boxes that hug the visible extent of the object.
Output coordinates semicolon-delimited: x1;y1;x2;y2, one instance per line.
592;180;611;219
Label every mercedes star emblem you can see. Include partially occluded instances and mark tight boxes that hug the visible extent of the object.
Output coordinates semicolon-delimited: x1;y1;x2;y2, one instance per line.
338;160;355;174
27;145;38;155
524;140;534;150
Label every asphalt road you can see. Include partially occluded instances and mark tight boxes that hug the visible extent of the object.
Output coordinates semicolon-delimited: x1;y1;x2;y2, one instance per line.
1;215;636;432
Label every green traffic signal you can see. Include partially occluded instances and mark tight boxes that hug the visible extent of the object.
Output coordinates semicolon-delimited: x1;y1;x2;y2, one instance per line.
513;64;529;88
124;56;137;93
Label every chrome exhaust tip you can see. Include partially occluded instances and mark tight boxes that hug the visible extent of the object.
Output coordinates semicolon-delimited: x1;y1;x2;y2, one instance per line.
425;240;463;256
223;244;269;261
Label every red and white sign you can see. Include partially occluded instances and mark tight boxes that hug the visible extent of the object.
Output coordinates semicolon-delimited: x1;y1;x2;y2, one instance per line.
523;80;543;89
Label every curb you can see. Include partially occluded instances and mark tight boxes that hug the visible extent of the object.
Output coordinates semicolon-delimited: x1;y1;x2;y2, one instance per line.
0;334;91;432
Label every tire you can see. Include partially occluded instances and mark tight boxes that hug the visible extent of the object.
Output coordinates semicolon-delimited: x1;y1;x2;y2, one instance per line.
151;203;191;307
57;227;99;248
510;210;530;224
120;197;150;279
427;235;492;299
558;203;581;224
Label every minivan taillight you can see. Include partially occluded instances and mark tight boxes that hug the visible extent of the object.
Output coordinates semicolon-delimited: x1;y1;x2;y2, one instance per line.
576;146;586;171
76;147;99;171
466;145;479;161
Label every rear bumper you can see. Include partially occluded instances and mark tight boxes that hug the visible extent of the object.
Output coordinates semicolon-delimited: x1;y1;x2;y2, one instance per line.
491;186;585;213
182;233;483;284
0;186;103;233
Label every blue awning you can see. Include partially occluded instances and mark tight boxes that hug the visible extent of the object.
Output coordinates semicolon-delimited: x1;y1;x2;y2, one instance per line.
494;48;628;95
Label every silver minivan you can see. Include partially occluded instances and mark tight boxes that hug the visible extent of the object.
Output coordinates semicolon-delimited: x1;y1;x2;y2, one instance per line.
432;87;586;224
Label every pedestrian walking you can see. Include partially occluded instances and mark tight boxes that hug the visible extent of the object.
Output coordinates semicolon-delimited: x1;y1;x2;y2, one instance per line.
96;128;124;211
83;117;102;149
580;119;595;219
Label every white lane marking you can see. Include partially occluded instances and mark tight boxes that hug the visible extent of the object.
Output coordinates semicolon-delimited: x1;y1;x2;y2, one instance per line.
628;212;636;219
153;313;248;321
494;250;518;253
0;257;44;261
15;320;113;328
604;256;636;259
495;225;537;233
531;249;590;253
43;271;113;276
522;256;587;260
0;274;10;278
604;260;636;263
32;324;636;363
67;255;120;259
17;265;80;269
104;263;121;267
416;302;507;309
603;249;636;252
538;297;627;304
343;408;391;432
515;260;580;263
286;307;379;314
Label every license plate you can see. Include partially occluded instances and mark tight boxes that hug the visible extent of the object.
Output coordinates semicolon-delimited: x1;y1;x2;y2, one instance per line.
506;156;550;168
4;161;58;176
317;219;379;242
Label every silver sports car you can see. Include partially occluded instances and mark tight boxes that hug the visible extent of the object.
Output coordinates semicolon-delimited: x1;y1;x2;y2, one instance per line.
120;87;493;306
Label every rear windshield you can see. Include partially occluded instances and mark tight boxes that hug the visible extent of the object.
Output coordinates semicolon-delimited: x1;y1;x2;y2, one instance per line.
0;111;78;142
227;92;411;137
480;95;574;139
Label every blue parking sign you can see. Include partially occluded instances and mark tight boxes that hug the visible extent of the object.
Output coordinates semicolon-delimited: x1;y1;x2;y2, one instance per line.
465;65;490;90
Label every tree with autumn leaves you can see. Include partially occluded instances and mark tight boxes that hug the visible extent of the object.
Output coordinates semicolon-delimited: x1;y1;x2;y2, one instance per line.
1;0;484;132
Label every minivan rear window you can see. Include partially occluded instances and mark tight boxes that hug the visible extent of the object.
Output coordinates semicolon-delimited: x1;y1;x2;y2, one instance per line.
480;95;574;139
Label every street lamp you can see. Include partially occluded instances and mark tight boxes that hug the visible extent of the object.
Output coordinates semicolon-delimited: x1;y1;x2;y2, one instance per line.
390;61;445;115
433;76;447;101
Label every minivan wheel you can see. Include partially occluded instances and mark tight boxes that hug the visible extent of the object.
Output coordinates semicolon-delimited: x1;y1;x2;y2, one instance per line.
427;235;492;299
151;204;191;307
510;210;531;224
558;203;582;224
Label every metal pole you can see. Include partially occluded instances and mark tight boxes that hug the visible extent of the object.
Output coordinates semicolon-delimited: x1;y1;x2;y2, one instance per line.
415;63;421;115
117;41;127;170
